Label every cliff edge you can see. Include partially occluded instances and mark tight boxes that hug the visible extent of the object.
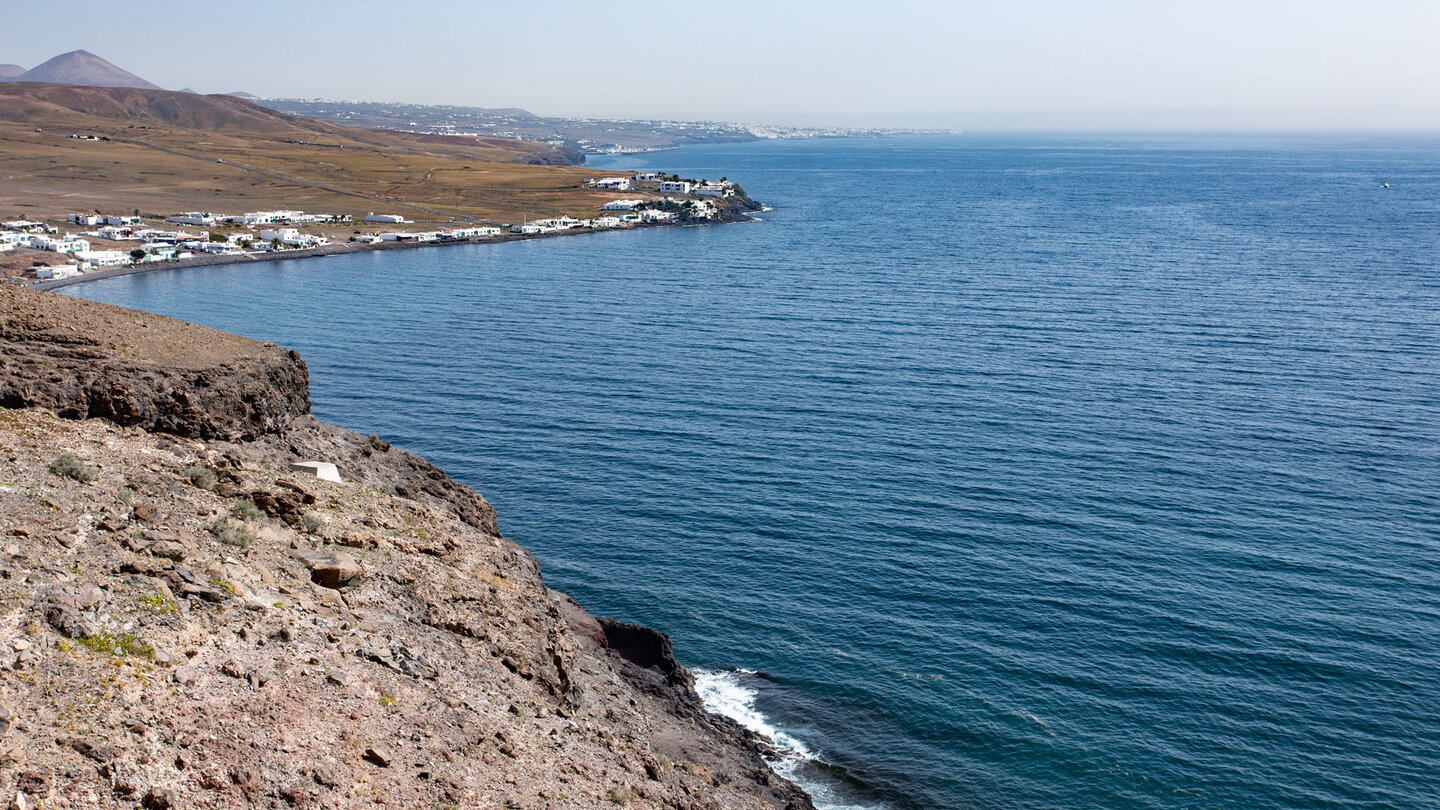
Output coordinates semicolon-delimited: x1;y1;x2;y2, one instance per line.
0;285;813;810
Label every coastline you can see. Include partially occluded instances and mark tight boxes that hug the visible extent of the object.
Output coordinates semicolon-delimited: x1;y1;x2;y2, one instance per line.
33;217;742;292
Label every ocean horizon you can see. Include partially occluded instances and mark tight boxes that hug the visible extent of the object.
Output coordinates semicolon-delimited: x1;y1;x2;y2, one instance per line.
65;133;1440;809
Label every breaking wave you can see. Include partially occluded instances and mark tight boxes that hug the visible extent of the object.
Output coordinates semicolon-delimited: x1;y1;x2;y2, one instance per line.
694;668;885;810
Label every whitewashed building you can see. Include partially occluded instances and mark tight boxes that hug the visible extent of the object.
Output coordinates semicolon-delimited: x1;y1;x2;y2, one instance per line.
73;249;129;267
259;228;327;247
533;216;583;230
443;227;503;239
97;225;138;240
366;213;410;224
35;264;83;279
657;180;692;195
4;221;52;233
69;214;104;226
694;181;734;198
29;234;91;254
592;177;635;191
603;199;644;211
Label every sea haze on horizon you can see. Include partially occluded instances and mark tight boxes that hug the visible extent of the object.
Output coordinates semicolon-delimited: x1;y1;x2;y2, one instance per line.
66;133;1440;809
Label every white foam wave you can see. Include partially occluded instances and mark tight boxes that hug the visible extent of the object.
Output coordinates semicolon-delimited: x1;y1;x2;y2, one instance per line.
693;668;883;810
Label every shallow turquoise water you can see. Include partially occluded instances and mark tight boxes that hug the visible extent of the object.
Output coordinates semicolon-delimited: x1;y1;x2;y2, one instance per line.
67;134;1440;809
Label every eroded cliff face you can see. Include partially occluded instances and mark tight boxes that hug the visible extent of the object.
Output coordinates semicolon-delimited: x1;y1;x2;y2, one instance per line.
0;286;813;810
0;285;309;441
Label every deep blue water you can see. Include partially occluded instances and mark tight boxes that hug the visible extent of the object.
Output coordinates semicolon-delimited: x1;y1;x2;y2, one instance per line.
65;134;1440;810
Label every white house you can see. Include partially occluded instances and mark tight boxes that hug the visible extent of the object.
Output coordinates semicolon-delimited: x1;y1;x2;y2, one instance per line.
603;199;644;211
191;242;241;255
638;209;676;223
104;215;143;226
73;249;129;267
657;180;692;195
443;226;502;239
140;244;180;260
34;264;83;279
592;216;625;229
4;221;51;233
378;231;438;242
167;212;217;226
592;177;635;191
366;213;410;224
259;227;327;247
635;173;666;182
226;211;302;226
533;216;583;230
69;214;104;226
694;181;734;198
96;225;138;240
135;229;202;243
29;234;90;254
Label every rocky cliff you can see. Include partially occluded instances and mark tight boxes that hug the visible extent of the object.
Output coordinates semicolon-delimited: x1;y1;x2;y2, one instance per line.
0;286;309;441
0;285;813;810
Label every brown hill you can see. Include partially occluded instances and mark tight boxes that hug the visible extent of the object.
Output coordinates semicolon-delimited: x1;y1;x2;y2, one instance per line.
0;83;625;228
0;82;580;163
11;49;161;89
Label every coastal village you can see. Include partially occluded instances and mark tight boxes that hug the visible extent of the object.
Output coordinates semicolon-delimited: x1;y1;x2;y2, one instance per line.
1;171;748;284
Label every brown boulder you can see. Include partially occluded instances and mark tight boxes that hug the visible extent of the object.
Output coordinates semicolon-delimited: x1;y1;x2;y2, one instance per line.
295;549;360;589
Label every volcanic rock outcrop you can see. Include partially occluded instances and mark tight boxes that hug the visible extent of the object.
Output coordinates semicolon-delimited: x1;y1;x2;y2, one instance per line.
0;285;308;440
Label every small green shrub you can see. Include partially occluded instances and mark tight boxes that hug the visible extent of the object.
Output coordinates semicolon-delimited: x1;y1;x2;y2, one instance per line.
607;784;637;805
185;466;217;490
138;592;178;615
212;518;255;549
79;631;154;659
301;511;324;534
116;485;135;504
50;453;97;483
231;498;265;520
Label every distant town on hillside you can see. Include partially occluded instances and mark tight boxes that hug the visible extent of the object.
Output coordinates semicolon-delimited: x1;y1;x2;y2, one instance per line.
255;98;959;155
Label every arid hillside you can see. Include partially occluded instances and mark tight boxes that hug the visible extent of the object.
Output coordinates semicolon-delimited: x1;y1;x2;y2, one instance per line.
0;84;628;226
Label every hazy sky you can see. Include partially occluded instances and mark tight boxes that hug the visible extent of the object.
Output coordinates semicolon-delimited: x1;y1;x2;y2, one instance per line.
7;0;1439;130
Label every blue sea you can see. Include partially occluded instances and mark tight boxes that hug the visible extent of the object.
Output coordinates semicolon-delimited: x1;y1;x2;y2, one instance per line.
65;134;1440;810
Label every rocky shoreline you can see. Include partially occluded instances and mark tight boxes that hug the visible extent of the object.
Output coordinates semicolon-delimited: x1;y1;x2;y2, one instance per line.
0;284;813;809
